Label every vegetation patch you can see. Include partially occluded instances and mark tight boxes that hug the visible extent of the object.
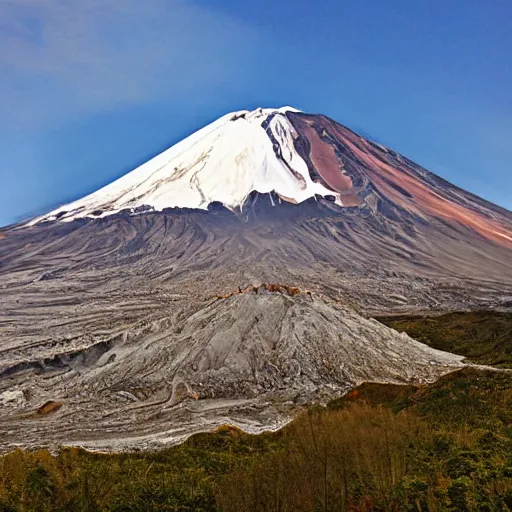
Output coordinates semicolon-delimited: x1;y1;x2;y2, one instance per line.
377;310;512;368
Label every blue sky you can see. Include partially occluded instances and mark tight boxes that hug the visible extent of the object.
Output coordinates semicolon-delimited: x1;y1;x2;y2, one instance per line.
1;0;511;226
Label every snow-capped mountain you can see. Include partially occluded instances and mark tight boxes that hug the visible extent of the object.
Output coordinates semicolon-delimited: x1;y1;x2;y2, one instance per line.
29;107;336;225
1;105;511;452
28;106;512;249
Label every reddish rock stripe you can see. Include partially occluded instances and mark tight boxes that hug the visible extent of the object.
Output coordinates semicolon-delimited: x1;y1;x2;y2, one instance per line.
290;115;357;195
289;113;512;247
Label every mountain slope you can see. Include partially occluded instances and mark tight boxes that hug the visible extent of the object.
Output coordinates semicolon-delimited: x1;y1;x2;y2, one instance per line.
4;106;509;311
27;107;512;251
0;287;463;452
28;107;334;225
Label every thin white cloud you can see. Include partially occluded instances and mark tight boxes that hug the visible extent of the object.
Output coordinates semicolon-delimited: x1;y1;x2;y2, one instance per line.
0;0;261;130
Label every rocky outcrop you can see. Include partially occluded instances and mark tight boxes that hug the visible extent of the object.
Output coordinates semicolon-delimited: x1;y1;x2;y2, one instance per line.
0;289;463;452
211;283;306;300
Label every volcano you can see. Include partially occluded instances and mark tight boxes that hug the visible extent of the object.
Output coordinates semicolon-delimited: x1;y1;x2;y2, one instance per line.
0;106;511;451
28;106;512;251
5;106;511;311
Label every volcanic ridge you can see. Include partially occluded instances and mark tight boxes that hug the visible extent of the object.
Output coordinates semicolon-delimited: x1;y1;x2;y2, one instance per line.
0;106;511;451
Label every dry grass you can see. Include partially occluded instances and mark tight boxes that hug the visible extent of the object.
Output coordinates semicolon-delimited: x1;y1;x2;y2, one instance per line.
217;404;427;512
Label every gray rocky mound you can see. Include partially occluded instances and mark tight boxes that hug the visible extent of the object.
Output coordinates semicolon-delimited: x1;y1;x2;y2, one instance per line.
0;287;463;452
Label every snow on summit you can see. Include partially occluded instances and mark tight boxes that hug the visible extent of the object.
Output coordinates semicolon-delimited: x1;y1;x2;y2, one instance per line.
29;107;336;225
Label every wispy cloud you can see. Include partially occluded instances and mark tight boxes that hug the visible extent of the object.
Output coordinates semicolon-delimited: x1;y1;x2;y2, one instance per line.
0;0;261;130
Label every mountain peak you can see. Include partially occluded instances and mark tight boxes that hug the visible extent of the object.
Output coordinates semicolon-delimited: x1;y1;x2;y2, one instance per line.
26;107;512;249
28;105;326;226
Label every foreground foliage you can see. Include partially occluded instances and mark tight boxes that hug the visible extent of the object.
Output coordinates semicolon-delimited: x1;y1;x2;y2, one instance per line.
221;368;512;512
378;311;512;368
1;368;511;511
